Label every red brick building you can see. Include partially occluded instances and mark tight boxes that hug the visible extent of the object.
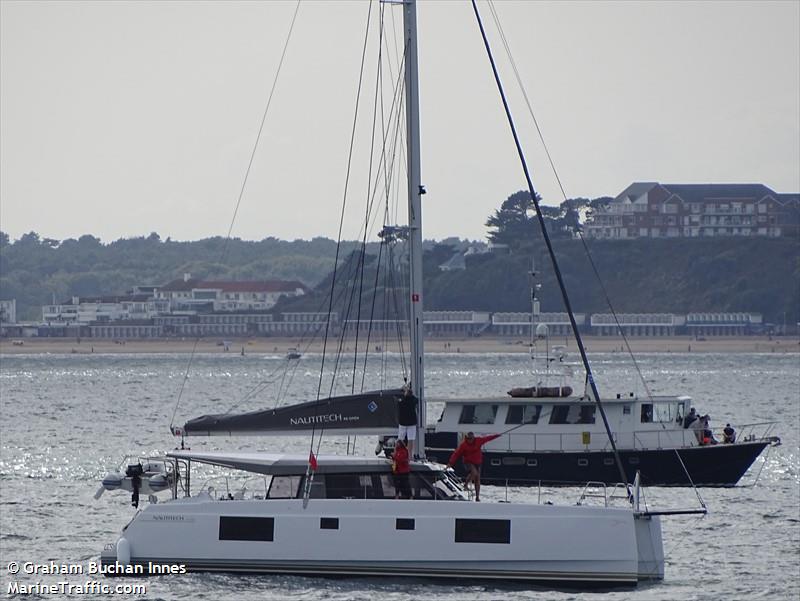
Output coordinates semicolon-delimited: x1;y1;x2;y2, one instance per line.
585;183;799;239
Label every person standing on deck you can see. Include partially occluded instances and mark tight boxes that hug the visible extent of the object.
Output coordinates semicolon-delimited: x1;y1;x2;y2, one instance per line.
392;438;412;499
397;385;419;457
447;432;501;502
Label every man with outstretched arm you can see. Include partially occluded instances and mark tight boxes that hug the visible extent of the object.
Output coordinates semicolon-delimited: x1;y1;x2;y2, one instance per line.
447;431;501;502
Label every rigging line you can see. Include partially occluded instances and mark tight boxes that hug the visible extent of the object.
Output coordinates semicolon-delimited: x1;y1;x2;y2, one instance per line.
327;60;407;396
350;15;387;394
366;54;408;236
357;60;409;387
221;0;302;262
329;251;370;395
471;0;631;494
169;1;301;431
575;231;655;402
487;0;654;403
672;448;707;510
312;0;376;457
361;236;387;391
486;1;567;203
324;62;406;395
169;338;201;430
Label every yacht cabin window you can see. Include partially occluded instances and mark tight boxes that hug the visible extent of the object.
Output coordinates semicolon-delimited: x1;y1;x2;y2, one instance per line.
267;471;461;501
267;475;301;499
505;404;542;425
654;403;673;423
458;404;498;425
548;404;596;424
640;402;680;424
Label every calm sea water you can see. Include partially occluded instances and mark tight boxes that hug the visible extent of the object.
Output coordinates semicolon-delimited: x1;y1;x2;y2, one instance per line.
1;351;798;601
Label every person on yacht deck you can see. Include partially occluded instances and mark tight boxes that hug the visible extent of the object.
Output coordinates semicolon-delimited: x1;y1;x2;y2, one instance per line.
723;423;736;444
392;438;412;499
683;407;698;429
447;432;500;502
397;385;419;457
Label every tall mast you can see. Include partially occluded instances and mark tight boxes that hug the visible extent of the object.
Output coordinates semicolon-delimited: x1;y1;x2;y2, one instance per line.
403;0;425;457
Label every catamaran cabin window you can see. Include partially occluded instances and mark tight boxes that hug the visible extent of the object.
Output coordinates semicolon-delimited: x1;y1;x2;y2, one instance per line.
326;473;374;499
267;475;301;499
505;404;542;425
549;404;596;424
641;404;653;423
287;472;459;501
459;404;498;425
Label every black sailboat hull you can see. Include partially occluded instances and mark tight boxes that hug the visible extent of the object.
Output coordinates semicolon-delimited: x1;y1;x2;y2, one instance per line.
426;435;771;487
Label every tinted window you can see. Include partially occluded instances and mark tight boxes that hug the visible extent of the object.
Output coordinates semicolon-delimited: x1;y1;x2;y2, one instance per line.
267;475;301;499
320;517;339;529
641;404;653;423
326;474;369;499
459;404;498;424
396;518;415;530
219;516;273;541
549;404;595;424
454;519;510;544
577;405;596;424
378;474;396;499
505;404;541;425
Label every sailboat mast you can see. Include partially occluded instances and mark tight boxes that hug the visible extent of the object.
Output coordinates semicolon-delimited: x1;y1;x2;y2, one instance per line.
403;0;426;457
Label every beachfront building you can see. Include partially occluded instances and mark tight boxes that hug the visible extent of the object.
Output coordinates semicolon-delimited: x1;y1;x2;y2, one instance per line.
156;274;308;312
423;311;492;336
42;295;168;325
260;313;338;337
584;183;800;239
89;321;164;339
491;312;584;337
590;313;680;337
684;313;763;336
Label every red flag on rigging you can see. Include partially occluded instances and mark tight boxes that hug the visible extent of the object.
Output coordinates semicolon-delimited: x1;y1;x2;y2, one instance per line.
309;451;318;471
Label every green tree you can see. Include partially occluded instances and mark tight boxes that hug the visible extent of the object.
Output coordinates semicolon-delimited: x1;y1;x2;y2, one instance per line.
485;191;539;248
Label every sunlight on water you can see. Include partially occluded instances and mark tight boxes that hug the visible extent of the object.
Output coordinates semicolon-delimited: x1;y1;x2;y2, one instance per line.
0;352;797;600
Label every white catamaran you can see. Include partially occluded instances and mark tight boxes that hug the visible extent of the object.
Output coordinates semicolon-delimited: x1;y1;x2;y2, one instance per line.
99;0;700;586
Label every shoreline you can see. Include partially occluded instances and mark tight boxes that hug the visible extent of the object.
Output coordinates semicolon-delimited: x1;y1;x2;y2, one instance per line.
1;336;798;355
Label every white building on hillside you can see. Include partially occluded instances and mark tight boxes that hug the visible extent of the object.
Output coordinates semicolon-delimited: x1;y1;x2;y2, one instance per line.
156;275;308;312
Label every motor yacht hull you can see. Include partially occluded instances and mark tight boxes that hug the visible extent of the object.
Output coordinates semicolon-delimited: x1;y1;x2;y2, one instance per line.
100;497;663;586
427;436;770;486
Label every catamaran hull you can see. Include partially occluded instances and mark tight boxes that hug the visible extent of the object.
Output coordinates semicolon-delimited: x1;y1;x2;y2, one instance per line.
427;437;770;486
100;498;663;587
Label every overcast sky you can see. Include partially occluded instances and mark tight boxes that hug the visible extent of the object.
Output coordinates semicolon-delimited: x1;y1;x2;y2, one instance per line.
1;0;798;244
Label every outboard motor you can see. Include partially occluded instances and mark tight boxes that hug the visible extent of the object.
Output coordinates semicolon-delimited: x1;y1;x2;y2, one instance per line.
125;463;144;508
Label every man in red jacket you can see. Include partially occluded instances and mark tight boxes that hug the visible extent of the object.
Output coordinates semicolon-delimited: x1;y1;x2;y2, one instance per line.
447;431;500;502
392;439;412;499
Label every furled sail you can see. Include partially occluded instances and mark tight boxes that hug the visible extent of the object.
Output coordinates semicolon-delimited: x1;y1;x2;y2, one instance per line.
180;389;404;436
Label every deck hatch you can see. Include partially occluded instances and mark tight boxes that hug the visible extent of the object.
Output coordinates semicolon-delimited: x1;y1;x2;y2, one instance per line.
454;518;510;544
219;516;274;541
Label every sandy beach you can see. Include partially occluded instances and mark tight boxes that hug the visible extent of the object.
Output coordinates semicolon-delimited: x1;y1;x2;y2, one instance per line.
1;335;797;355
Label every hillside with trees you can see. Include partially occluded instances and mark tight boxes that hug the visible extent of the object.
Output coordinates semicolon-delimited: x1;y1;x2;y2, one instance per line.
1;189;797;326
